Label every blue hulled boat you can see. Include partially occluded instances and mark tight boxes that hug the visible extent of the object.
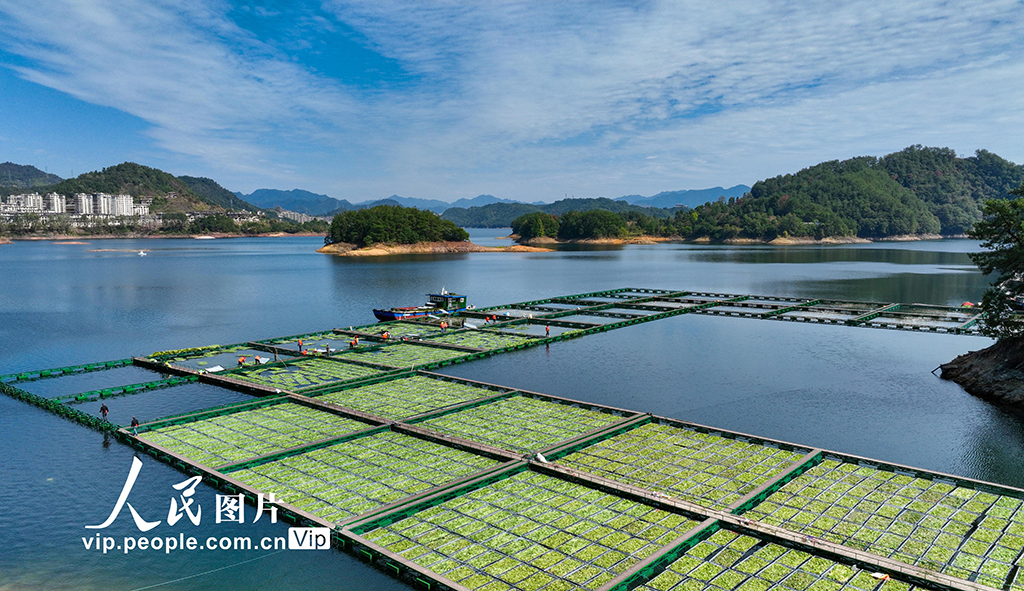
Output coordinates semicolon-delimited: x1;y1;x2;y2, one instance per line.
373;290;469;321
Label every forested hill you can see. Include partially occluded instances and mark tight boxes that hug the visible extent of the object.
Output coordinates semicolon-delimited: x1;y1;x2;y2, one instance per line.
46;163;247;213
687;146;1024;240
180;176;260;212
0;162;62;189
442;197;674;228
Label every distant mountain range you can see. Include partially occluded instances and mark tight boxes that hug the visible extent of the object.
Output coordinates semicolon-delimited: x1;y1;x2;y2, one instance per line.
615;185;750;209
8;146;1022;241
233;187;748;218
2;161;747;221
234;190;539;216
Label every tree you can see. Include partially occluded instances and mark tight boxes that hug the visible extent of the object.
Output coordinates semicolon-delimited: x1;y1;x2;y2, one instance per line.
557;210;626;240
511;212;559;240
968;188;1024;339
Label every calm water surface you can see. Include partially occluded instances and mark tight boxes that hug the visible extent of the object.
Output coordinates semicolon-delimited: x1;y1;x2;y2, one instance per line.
0;232;1017;591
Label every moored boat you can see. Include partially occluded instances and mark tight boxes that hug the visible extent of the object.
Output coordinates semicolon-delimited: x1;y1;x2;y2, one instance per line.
373;289;470;321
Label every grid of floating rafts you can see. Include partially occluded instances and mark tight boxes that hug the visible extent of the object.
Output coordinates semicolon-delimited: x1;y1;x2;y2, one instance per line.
139;402;371;467
500;323;584;338
547;314;621;325
156;345;294;372
359;470;700;590
313;375;498;420
411;395;625;453
555;422;809;510
363;322;442;338
17;364;164;398
226;429;500;524
743;458;1024;589
230;358;385;391
260;332;353;352
346;343;470;368
858;305;980;333
637;528;923;591
427;330;540;350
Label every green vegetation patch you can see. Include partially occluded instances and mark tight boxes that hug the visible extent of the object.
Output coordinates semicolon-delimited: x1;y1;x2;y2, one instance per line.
416;395;621;453
155;345;283;372
429;330;539;350
356;322;442;338
326;204;469;247
231;430;497;523
316;376;494;420
363;470;698;590
139;403;367;466
232;358;384;391
744;459;1024;586
262;332;351;353
559;423;806;510
639;530;922;591
347;343;469;368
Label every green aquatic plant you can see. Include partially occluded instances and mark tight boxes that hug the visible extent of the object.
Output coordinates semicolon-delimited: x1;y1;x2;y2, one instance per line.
316;376;493;420
416;395;620;453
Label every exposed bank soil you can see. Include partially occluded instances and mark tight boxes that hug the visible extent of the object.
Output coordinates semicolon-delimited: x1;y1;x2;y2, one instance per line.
940;338;1024;406
764;236;871;245
317;241;554;256
512;234;956;246
0;237;12;245
516;235;677;246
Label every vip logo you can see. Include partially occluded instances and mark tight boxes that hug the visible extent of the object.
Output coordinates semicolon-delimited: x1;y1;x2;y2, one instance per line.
287;527;330;550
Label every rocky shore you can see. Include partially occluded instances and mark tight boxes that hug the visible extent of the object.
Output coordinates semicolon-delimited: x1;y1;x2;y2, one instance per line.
940;338;1024;406
512;233;957;246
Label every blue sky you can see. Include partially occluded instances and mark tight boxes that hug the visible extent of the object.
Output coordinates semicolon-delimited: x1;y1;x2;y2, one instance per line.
1;0;1022;203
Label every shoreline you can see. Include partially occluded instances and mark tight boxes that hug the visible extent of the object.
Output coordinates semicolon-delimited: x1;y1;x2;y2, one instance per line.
317;241;554;256
514;232;964;246
0;232;324;243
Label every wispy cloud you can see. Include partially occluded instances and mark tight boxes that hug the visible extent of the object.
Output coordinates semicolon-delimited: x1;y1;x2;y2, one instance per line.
0;0;1022;199
0;0;361;175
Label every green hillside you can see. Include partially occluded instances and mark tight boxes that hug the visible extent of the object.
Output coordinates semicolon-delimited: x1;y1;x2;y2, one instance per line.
179;176;260;212
0;162;62;189
682;146;1024;240
48;163;222;213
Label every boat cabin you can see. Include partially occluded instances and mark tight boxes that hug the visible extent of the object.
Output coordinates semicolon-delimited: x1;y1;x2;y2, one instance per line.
428;292;467;311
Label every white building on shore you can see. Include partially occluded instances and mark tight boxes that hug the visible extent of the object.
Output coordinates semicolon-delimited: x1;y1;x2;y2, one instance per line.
73;193;93;215
3;192;144;217
45;192;65;213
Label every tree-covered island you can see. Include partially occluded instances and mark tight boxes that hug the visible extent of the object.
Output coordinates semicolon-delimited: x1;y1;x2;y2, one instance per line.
318;205;549;255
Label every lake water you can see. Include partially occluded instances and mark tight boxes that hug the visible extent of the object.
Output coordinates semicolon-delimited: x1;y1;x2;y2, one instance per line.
1;231;1018;591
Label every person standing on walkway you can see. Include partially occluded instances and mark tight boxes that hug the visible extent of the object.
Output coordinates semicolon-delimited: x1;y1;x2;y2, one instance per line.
100;403;109;421
130;416;140;436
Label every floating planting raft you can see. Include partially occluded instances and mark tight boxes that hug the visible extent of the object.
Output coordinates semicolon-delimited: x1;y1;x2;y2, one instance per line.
1;288;1002;591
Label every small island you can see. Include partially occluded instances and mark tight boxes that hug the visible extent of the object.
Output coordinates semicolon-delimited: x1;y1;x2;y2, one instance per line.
317;205;551;256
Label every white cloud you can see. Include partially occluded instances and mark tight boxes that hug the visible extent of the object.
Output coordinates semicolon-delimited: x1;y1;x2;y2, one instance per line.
0;0;361;177
0;0;1022;199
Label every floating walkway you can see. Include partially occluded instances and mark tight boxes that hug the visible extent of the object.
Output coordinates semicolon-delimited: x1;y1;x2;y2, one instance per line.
0;288;1006;591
